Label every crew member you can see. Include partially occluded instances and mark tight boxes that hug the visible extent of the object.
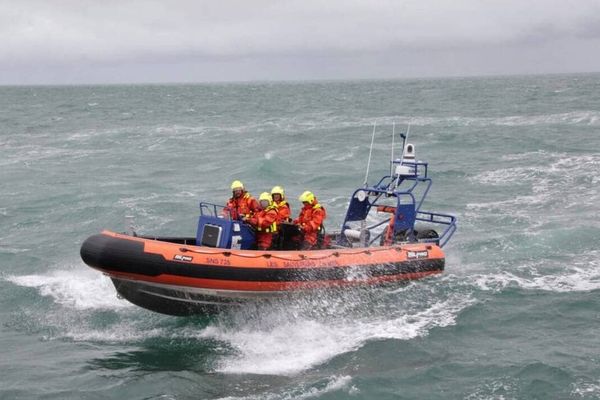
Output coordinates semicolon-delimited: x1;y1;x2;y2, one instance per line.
270;185;291;223
378;205;396;246
245;192;279;250
293;191;326;250
223;180;259;220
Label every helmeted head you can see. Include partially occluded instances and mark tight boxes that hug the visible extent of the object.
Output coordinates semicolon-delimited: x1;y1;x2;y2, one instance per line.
271;185;285;202
299;190;315;205
259;192;272;209
231;180;244;198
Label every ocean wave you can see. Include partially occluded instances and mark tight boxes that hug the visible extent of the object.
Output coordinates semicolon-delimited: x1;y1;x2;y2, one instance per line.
66;323;166;343
470;152;600;186
571;379;600;398
215;375;356;400
253;111;600;131
463;252;600;293
5;267;132;310
466;153;600;223
464;377;518;400
53;110;598;144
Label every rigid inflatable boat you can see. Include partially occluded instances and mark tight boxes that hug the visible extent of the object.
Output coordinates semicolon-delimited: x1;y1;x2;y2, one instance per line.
81;132;456;316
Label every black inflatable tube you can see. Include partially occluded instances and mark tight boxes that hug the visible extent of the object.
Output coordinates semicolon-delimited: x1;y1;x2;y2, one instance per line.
81;234;444;283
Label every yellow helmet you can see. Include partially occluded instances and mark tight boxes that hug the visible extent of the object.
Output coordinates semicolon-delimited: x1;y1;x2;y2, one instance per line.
271;185;285;198
259;192;272;204
299;191;315;204
231;180;244;190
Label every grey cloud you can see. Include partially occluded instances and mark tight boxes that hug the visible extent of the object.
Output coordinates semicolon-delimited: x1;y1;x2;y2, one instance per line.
1;0;599;84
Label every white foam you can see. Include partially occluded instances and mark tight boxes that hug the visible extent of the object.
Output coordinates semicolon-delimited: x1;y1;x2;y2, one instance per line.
216;375;356;400
202;318;357;375
469;166;544;186
200;294;474;376
519;266;600;293
140;111;600;140
572;379;600;398
66;323;165;343
0;245;31;253
368;295;476;338
467;152;600;223
465;192;551;211
464;378;517;400
471;152;600;186
465;254;600;294
489;111;600;126
338;111;600;128
6;267;131;310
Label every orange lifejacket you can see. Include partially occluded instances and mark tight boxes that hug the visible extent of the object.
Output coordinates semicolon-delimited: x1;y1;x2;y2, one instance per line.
223;192;259;220
247;206;278;250
273;200;291;223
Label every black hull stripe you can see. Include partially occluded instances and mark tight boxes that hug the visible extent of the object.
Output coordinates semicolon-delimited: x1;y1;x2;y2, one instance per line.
81;234;444;283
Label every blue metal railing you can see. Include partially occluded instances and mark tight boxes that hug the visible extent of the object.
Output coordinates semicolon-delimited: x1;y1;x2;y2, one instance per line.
339;159;457;248
415;211;457;247
199;202;229;219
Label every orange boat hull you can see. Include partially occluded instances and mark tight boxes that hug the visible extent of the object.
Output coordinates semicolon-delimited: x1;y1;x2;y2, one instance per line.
81;230;444;315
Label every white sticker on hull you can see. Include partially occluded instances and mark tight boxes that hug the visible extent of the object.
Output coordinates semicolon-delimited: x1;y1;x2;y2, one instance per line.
173;254;193;262
407;250;428;259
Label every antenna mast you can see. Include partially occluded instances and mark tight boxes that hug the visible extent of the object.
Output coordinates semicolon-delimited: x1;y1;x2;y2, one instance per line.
393;123;411;189
364;122;377;187
390;121;395;178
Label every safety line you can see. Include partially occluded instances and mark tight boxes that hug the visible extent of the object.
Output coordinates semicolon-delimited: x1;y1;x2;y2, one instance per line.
178;245;405;261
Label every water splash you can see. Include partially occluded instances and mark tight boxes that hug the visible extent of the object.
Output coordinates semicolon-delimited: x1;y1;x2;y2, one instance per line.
6;267;131;310
199;288;474;375
216;375;356;400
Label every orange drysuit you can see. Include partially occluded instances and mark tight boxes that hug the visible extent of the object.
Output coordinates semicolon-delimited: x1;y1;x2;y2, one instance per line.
293;199;326;248
273;200;291;223
223;192;259;220
247;206;279;250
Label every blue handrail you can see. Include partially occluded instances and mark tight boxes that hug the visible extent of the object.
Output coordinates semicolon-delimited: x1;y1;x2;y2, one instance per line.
339;160;456;248
199;202;229;219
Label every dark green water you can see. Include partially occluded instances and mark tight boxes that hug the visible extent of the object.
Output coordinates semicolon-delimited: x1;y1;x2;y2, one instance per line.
1;74;599;399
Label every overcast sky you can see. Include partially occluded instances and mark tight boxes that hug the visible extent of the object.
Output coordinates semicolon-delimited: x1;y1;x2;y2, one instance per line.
1;0;600;84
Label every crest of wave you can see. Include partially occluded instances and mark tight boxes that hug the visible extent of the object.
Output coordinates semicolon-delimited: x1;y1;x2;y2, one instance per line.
215;375;357;400
465;250;600;293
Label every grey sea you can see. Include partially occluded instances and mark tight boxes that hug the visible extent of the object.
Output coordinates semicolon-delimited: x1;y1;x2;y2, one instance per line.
1;74;599;399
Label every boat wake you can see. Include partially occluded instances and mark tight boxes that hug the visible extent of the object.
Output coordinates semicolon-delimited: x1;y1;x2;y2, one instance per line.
198;284;475;375
5;264;473;375
7;242;599;378
7;251;600;376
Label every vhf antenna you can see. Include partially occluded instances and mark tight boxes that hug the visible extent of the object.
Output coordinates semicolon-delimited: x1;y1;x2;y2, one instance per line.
390;121;396;178
364;121;377;187
393;123;411;189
